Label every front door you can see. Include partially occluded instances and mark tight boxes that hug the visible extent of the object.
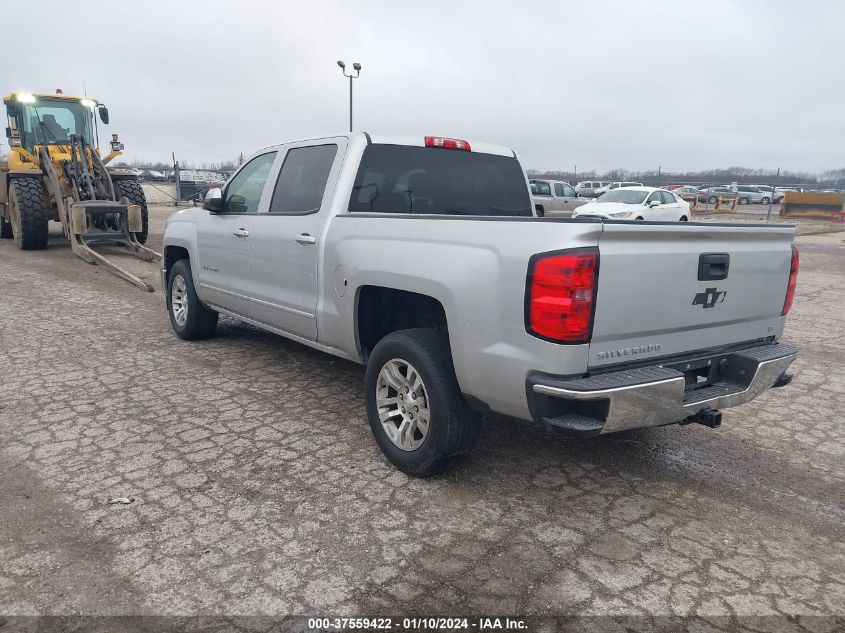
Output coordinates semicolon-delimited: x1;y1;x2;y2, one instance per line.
195;151;277;313
246;140;345;340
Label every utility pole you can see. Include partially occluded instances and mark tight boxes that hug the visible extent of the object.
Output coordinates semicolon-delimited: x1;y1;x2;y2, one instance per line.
173;152;181;205
337;60;362;132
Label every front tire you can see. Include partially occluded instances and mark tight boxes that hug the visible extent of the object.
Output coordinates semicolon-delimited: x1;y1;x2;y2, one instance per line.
679;215;689;221
761;196;770;205
365;329;480;477
739;197;749;205
167;259;218;340
8;177;48;250
113;178;149;244
708;195;717;204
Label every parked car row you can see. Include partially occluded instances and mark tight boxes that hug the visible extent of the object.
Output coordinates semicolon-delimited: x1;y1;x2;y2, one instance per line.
696;184;784;205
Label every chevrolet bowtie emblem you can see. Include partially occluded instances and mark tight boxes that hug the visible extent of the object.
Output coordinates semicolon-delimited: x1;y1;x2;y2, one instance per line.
692;287;727;309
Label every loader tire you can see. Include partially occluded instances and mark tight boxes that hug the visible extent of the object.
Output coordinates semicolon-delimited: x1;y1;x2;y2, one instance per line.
8;177;48;250
113;178;149;244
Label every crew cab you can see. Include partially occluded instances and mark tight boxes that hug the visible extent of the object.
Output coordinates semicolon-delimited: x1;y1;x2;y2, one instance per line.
162;133;799;476
529;179;590;216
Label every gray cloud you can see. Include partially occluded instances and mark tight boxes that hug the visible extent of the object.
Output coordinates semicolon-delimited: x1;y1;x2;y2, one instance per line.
5;0;843;172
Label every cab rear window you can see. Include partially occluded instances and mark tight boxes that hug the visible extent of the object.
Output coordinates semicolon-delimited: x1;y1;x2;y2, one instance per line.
349;144;532;216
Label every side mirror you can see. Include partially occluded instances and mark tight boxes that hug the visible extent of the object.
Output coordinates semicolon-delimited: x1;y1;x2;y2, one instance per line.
203;187;224;212
98;105;110;124
649;200;661;208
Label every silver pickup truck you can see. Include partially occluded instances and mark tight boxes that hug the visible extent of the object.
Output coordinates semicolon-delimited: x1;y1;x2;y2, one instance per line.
162;133;799;476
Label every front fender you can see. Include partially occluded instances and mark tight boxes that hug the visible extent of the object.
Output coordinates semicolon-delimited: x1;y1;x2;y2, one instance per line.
162;219;201;290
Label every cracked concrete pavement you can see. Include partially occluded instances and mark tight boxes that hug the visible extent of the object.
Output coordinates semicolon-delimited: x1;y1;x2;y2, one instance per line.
0;208;842;625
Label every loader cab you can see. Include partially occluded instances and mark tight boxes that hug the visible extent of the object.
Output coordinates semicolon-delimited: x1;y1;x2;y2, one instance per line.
4;92;107;160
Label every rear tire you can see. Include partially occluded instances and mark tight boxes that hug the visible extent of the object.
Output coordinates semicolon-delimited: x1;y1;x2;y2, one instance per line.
113;178;149;244
8;177;48;250
739;197;749;205
679;215;689;221
365;329;480;477
167;259;218;340
708;195;717;204
635;217;644;221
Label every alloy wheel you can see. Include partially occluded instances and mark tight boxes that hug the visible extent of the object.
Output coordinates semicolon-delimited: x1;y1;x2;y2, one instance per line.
171;274;189;327
375;358;430;451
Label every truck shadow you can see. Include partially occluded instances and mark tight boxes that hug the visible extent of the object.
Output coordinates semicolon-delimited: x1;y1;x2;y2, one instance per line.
213;318;838;523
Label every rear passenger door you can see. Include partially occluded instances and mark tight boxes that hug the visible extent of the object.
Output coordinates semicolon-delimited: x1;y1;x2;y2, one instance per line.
660;190;683;219
246;139;346;340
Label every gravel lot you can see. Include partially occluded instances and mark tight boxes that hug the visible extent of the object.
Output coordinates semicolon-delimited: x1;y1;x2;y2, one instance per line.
0;207;843;628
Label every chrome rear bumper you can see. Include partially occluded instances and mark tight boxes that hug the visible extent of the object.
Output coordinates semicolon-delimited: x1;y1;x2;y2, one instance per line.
528;341;797;436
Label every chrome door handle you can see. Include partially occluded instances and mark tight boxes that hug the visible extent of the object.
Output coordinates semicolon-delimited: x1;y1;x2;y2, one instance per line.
233;228;249;238
295;233;317;245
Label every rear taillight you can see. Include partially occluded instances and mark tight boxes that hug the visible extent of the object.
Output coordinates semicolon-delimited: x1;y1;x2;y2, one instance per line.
424;136;471;151
782;245;799;315
526;248;598;343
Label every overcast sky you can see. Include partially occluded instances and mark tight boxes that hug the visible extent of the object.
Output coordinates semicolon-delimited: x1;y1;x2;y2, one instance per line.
5;0;844;173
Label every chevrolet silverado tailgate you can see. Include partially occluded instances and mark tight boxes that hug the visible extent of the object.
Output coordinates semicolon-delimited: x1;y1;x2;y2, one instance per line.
589;221;795;369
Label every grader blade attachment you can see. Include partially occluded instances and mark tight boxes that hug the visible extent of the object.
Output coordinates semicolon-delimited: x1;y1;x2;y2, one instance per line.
69;201;162;292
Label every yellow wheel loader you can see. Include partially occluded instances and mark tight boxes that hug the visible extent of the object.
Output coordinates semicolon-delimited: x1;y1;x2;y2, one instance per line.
0;90;160;291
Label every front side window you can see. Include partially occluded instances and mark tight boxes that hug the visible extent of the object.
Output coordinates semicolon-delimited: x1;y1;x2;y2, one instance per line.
269;144;338;215
564;184;577;197
223;152;277;214
350;145;532;216
646;192;663;204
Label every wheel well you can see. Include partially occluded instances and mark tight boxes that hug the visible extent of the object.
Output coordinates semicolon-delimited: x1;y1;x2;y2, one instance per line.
163;246;190;281
357;286;448;361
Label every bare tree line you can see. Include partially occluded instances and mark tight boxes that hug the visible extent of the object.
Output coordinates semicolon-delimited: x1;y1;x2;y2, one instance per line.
111;155;845;188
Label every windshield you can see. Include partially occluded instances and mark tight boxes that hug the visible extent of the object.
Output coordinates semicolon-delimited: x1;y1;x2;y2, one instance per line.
15;98;95;152
349;144;532;216
597;189;648;204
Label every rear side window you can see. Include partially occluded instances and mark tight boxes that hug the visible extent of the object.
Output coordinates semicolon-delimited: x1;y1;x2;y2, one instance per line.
660;191;676;204
350;144;532;216
269;144;338;215
532;181;551;196
553;183;565;196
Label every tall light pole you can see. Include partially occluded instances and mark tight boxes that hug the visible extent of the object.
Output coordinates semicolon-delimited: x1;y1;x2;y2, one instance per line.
337;60;361;132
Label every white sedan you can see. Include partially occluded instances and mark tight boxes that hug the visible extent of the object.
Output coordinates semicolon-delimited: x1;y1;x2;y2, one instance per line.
572;186;691;221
